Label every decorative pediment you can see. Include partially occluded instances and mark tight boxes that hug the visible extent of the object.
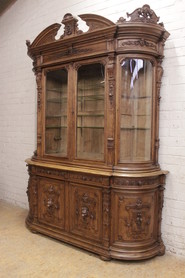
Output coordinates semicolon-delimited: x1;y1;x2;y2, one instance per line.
26;13;115;49
26;5;168;53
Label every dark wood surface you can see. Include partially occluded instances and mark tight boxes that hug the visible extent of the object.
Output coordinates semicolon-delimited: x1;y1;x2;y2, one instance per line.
26;5;169;260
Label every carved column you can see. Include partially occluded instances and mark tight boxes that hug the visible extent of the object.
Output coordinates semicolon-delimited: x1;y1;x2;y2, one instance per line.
26;167;38;223
107;54;115;165
157;175;166;255
102;188;111;249
155;57;164;165
34;56;43;157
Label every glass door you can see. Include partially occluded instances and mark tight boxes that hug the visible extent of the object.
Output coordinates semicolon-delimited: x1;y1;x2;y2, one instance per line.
45;68;68;156
76;63;105;160
119;58;153;162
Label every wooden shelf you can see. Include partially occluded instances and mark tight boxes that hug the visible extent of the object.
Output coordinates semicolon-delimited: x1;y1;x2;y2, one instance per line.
121;127;151;130
46;126;67;129
121;95;151;99
46;115;67;118
77;126;104;129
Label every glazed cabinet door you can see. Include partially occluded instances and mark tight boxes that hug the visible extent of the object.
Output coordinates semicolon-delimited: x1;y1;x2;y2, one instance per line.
44;67;68;157
38;178;65;229
75;62;106;162
69;183;102;241
116;56;155;166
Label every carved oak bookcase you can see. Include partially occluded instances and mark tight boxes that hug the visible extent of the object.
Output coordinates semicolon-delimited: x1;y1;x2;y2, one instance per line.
26;5;169;260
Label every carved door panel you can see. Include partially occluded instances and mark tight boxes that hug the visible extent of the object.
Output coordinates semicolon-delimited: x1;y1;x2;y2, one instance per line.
112;191;156;243
69;183;102;241
38;178;65;229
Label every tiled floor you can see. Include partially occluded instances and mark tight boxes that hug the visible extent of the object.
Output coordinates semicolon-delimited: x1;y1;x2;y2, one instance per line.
0;200;185;278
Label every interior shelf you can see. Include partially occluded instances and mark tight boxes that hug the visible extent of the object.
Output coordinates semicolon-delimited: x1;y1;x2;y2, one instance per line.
46;126;67;129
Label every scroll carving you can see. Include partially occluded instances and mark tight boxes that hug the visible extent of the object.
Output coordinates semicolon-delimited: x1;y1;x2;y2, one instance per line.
127;4;160;24
120;38;156;50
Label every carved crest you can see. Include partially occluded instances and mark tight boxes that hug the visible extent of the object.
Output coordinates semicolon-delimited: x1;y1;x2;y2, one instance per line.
61;13;82;38
127;4;160;24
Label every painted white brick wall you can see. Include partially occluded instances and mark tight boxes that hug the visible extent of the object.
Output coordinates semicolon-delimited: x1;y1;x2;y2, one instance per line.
0;0;185;257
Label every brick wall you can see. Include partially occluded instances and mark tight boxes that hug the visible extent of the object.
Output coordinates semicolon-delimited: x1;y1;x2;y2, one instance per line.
0;0;185;257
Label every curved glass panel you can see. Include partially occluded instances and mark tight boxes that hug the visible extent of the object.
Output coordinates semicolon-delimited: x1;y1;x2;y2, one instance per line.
76;63;105;160
120;59;152;162
45;68;68;156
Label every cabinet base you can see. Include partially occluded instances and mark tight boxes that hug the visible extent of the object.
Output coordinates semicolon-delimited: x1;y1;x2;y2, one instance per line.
26;217;165;261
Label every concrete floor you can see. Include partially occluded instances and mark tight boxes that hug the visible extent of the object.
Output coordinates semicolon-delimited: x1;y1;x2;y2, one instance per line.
0;201;185;278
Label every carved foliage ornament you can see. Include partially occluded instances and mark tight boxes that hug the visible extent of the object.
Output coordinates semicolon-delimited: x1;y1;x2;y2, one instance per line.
75;190;97;231
43;185;60;219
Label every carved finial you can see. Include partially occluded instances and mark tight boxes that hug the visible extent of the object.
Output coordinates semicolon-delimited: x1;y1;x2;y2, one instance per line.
26;40;31;47
61;13;82;38
127;4;160;24
117;17;126;25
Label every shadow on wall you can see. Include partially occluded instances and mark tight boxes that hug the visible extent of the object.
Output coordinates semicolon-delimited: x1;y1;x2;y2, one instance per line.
0;0;17;16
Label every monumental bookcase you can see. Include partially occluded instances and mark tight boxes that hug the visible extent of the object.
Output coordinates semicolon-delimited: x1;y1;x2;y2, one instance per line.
26;5;169;260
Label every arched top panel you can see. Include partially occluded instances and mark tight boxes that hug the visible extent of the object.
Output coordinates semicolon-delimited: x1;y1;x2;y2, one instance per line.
78;14;115;31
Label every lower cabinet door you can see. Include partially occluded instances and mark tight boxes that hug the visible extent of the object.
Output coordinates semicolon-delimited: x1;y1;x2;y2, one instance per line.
69;183;102;241
38;178;65;230
111;191;156;243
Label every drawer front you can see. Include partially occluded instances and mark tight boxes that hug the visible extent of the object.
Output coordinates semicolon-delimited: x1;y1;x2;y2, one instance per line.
38;178;65;229
69;183;102;241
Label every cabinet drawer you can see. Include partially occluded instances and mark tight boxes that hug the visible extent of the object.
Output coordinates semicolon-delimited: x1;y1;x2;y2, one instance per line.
38;178;65;229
